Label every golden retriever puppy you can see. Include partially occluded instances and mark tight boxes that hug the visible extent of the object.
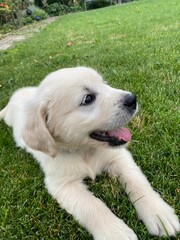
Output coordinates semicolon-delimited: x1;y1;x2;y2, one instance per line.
0;67;179;239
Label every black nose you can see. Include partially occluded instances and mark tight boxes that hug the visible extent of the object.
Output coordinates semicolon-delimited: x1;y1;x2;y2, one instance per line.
124;94;137;110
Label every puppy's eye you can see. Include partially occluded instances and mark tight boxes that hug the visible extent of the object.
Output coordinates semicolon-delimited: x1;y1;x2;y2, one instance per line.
81;94;95;106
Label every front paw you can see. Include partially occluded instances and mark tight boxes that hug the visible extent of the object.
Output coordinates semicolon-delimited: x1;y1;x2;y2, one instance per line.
95;219;138;240
134;194;180;237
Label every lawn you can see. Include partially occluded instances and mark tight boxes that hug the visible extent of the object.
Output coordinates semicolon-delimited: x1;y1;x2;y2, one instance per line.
0;0;179;239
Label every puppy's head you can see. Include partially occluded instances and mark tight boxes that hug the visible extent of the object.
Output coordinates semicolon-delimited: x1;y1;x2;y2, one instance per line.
23;67;137;157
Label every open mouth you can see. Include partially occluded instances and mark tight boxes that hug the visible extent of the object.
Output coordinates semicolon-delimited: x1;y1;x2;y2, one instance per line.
90;128;131;146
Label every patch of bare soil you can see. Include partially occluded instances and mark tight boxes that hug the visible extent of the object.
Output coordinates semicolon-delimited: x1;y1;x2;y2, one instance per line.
0;17;58;51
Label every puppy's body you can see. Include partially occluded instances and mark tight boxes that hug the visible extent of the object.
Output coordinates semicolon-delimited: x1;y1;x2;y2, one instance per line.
1;67;179;239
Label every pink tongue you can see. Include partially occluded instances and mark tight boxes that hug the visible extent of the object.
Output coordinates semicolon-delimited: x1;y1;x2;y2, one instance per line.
108;128;131;142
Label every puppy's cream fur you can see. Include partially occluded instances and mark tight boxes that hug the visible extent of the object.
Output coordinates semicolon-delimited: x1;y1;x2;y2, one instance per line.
0;67;179;239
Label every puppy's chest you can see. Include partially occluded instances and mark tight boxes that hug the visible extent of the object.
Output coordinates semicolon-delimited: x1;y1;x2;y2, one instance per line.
83;151;107;177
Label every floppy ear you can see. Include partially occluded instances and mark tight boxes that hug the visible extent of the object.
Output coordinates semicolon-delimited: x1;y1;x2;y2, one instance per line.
23;103;57;158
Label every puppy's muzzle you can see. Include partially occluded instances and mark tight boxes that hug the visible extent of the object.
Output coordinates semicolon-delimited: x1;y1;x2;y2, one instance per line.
90;93;138;147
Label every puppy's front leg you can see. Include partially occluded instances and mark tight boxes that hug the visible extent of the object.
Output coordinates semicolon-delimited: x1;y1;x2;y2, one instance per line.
106;148;180;237
45;178;137;240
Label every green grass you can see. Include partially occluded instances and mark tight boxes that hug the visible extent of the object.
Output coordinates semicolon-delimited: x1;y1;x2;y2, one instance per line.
0;0;180;239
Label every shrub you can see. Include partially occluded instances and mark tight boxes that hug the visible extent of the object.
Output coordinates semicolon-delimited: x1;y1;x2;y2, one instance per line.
28;6;48;20
22;16;34;25
0;3;12;25
2;0;24;26
70;5;83;13
47;0;69;5
47;0;60;3
46;3;71;16
0;21;15;33
87;0;113;10
58;4;71;14
34;0;43;7
45;2;60;16
27;5;40;12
